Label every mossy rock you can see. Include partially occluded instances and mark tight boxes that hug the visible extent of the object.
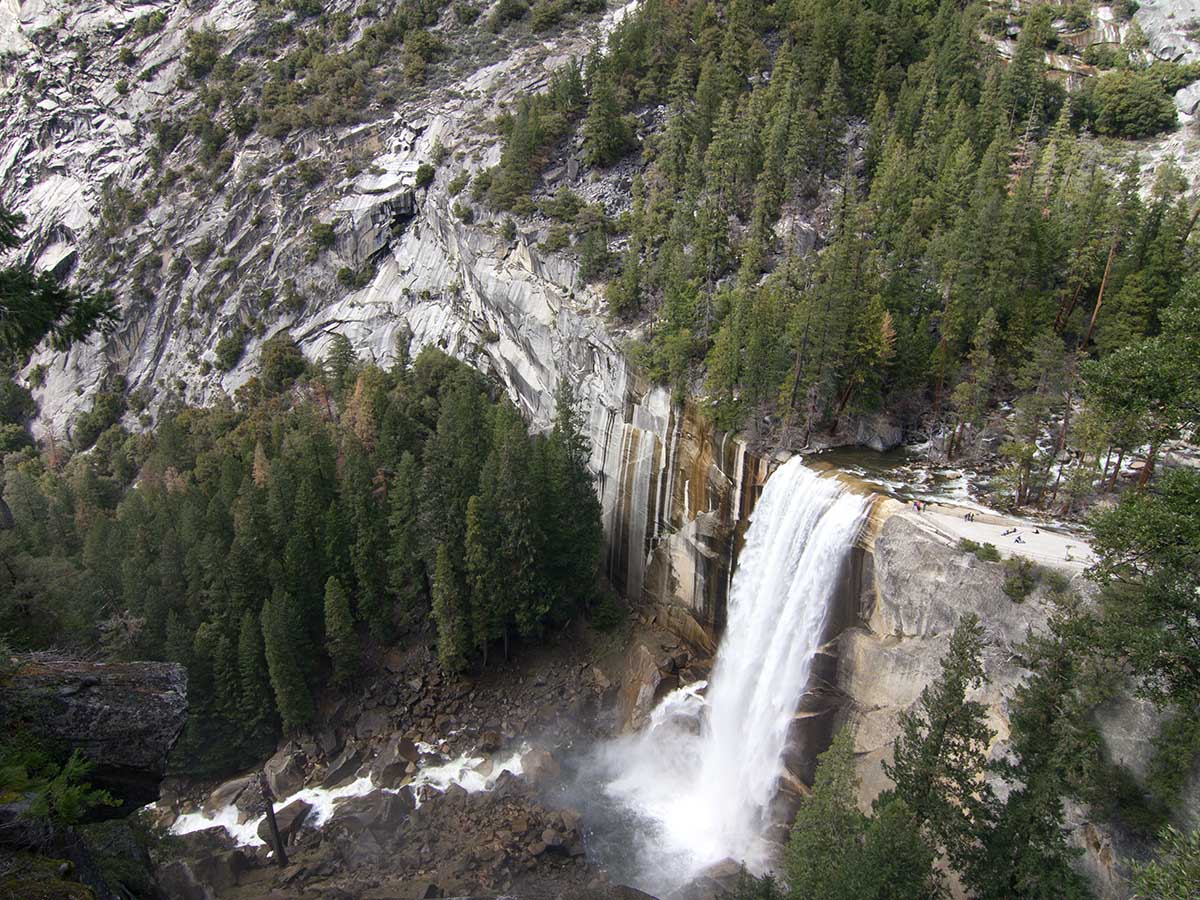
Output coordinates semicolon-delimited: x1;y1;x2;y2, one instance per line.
0;851;95;900
0;879;95;900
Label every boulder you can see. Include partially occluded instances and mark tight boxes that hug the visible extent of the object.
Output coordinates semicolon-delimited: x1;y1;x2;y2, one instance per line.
355;708;389;739
203;775;254;816
476;730;502;754
156;859;218;900
176;826;236;858
328;789;414;837
520;748;560;786
264;746;306;799
372;736;420;788
257;798;312;845
189;849;249;893
321;745;363;789
0;658;187;814
616;643;665;732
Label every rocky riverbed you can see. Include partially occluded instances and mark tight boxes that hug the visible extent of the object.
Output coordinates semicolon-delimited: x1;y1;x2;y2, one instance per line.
147;616;699;900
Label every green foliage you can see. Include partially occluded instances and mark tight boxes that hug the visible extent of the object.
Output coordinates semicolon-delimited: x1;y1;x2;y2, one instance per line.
74;386;127;451
0;206;118;359
488;0;529;30
959;538;1002;562
1001;557;1041;602
1088;468;1200;706
883;614;994;878
310;221;336;251
2;349;603;772
1132;827;1200;900
1088;70;1178;138
214;328;246;372
785;728;939;899
323;575;357;686
257;332;307;394
487;60;585;209
262;588;316;731
183;28;225;80
1;740;118;826
415;162;436;188
582;66;637;167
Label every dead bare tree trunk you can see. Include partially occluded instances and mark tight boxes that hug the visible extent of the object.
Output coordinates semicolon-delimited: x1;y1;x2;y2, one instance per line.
258;772;288;868
1083;238;1118;349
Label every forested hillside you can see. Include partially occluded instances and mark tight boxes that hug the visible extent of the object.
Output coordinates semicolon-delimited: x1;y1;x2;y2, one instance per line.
480;0;1198;512
0;340;604;774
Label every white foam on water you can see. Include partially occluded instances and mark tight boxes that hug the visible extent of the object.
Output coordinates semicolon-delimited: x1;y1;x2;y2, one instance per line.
170;742;529;845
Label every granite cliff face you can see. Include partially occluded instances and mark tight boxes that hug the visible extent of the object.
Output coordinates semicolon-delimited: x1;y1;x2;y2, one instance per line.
826;514;1199;899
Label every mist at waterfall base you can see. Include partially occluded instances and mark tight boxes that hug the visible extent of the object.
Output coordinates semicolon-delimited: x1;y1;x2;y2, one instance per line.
573;459;871;897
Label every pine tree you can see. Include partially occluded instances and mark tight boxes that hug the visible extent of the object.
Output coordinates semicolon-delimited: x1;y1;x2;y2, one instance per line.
323;575;358;687
786;728;940;899
387;451;427;629
882;613;995;878
237;610;272;724
431;543;470;673
261;588;316;731
785;728;869;899
583;67;636;167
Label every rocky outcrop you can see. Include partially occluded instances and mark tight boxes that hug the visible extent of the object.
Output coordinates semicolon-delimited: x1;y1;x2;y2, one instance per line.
0;656;187;813
821;513;1197;899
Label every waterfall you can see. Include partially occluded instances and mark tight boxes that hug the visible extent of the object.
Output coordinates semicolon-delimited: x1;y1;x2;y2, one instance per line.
592;458;871;895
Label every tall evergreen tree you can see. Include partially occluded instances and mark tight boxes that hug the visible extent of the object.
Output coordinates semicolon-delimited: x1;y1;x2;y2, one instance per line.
323;575;358;687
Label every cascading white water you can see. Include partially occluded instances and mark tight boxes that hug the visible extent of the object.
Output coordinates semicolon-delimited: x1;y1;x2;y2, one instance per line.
593;458;871;895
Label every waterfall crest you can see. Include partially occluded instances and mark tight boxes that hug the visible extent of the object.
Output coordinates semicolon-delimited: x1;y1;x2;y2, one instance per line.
594;458;871;894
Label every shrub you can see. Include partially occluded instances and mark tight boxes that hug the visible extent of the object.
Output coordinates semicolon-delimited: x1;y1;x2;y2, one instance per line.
1001;557;1040;602
488;0;529;30
310;221;336;251
214;330;246;371
258;332;307;394
959;538;1002;562
531;0;565;31
589;588;625;631
415;162;436;188
296;159;324;187
975;542;1001;562
539;186;584;222
115;79;129;95
448;171;470;196
1083;45;1126;69
541;224;570;251
1062;2;1090;31
452;201;475;223
1090;70;1177;138
183;28;224;80
454;2;480;24
0;378;37;425
75;389;127;451
0;423;32;453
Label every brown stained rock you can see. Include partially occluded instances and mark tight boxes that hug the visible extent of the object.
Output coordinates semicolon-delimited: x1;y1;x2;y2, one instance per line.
476;729;502;753
203;774;254;816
